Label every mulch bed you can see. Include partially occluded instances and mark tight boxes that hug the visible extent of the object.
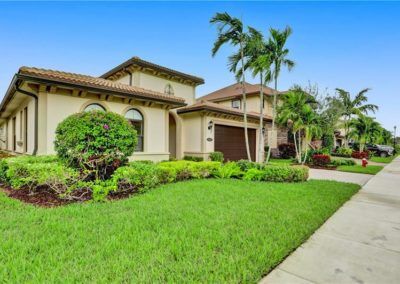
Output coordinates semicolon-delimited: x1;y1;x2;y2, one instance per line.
307;165;337;170
2;186;73;207
2;185;139;207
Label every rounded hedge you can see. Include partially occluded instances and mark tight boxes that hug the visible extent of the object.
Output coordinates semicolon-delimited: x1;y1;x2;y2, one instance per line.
54;111;137;179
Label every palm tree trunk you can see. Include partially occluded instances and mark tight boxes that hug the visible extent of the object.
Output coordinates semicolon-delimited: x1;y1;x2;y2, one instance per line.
344;115;350;147
293;130;299;162
265;74;278;163
258;73;264;163
240;40;252;161
298;131;302;163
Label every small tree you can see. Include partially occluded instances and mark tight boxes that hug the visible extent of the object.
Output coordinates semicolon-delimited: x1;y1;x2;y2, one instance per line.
55;111;137;180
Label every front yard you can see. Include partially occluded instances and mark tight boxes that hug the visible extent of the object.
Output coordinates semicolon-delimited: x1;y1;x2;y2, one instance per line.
337;164;384;175
0;179;359;282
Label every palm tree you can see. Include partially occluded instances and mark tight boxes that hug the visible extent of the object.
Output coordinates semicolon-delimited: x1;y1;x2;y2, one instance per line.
277;88;316;163
336;88;378;147
210;12;252;161
229;27;272;162
265;27;295;163
349;115;379;152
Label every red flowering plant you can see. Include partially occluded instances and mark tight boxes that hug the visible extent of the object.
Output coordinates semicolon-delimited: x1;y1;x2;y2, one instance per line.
311;154;331;166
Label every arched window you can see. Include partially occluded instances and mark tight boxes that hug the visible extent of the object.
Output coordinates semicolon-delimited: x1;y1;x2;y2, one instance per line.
84;103;106;112
164;84;174;96
125;109;144;152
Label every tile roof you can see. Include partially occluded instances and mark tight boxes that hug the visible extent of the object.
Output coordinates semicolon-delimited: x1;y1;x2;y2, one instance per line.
18;67;186;105
198;82;281;102
100;56;205;85
177;100;272;121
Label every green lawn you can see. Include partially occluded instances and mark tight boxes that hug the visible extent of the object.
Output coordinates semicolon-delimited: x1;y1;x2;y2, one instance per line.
0;179;359;282
337;165;384;175
370;155;397;164
268;158;293;165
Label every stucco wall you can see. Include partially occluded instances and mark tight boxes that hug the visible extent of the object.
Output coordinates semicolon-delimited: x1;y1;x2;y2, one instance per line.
43;92;169;161
2;97;35;154
215;96;274;117
115;71;196;105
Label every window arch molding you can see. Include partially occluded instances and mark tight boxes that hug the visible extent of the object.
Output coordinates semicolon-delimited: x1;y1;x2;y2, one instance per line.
122;106;147;152
80;100;109;112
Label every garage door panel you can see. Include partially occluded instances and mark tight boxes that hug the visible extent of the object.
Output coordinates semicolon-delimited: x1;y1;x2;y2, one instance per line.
214;124;256;161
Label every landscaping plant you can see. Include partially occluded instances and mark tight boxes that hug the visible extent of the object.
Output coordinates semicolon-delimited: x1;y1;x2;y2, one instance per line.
209;151;224;162
54;111;137;180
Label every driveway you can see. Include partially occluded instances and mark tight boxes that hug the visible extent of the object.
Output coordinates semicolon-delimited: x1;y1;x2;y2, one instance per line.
308;168;373;186
261;157;400;284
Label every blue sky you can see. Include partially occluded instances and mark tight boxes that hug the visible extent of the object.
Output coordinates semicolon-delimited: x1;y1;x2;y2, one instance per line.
0;1;399;130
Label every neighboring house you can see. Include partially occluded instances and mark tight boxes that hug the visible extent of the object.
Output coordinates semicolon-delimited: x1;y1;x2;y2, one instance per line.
0;57;275;162
197;82;288;157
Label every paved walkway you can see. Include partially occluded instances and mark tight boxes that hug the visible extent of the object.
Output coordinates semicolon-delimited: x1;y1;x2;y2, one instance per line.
309;168;373;186
261;157;400;284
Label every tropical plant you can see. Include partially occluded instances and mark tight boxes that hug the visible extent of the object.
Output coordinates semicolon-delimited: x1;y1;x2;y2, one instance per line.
210;12;252;161
348;115;380;152
277;87;320;164
265;27;295;163
336;88;378;146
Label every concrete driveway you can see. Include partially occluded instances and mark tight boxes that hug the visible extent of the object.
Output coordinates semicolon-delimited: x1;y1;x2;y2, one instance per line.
261;157;400;284
308;168;373;186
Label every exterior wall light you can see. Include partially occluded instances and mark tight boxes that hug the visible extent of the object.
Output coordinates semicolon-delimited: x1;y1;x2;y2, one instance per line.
208;120;214;130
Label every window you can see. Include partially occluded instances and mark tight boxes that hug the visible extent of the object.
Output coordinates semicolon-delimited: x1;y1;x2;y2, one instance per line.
231;99;241;109
125;109;144;152
84;103;106;112
164;84;174;96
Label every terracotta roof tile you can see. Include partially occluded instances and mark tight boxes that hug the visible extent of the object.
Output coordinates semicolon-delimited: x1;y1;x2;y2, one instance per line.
100;56;204;85
198;82;281;102
177;100;272;121
18;67;186;105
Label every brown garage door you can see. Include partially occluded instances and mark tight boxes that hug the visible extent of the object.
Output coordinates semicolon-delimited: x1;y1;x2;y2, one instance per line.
214;124;256;161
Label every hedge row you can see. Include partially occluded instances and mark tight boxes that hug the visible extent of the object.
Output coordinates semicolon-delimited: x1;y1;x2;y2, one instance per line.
0;156;309;202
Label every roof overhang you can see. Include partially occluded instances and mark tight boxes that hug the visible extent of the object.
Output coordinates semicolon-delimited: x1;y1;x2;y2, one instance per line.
100;57;205;86
177;104;272;122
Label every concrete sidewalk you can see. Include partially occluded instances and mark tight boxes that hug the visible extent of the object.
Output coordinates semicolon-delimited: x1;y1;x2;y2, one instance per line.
309;168;373;186
261;157;400;284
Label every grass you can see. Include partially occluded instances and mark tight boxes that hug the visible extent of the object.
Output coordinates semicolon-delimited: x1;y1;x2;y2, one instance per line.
0;179;359;282
268;158;293;165
370;155;397;164
337;164;384;175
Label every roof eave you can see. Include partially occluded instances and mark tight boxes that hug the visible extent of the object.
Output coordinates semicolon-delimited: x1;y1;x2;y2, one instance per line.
100;57;205;85
16;73;186;108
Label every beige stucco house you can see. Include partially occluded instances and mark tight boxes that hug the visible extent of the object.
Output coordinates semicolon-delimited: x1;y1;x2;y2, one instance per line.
0;56;281;162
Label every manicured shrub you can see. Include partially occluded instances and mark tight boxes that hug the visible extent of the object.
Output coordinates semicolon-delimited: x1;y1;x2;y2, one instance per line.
278;143;296;159
209;151;224;162
183;156;204;162
242;168;265;181
311;154;331;166
54;111;137;179
330;158;356;166
214;162;242;179
263;165;309;182
111;162;162;194
333;147;353;158
351;151;370;159
236;159;265;171
157;161;220;181
4;156;79;192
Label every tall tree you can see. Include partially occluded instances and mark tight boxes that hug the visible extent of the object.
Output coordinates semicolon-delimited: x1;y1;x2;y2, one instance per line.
265;27;295;163
336;88;378;147
229;27;272;162
210;12;252;161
